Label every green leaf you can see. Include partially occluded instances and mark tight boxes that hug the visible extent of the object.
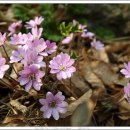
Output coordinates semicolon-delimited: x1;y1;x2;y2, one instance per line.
59;21;83;37
70;50;79;60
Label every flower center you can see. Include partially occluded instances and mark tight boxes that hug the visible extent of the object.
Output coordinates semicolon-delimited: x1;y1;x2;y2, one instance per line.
30;74;35;80
49;101;57;108
60;65;65;71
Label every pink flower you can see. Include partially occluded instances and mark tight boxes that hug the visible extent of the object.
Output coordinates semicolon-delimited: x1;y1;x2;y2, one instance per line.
10;46;26;63
21;50;46;68
124;83;130;103
28;38;47;55
78;24;87;30
49;53;76;80
42;40;57;56
81;30;95;39
39;92;68;120
91;39;104;50
120;62;130;78
0;32;6;46
8;21;22;35
62;33;73;44
18;64;45;92
10;33;33;45
0;54;9;78
31;27;43;39
25;16;44;29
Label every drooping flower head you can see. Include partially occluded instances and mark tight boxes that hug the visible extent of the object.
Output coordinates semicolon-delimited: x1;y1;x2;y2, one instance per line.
91;39;104;50
25;16;44;29
49;53;76;80
18;64;45;92
120;62;130;78
8;21;22;35
0;53;9;78
124;83;130;103
62;33;73;44
0;32;6;46
39;92;68;120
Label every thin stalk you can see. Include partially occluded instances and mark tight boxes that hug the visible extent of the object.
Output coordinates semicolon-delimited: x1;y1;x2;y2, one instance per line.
2;45;18;76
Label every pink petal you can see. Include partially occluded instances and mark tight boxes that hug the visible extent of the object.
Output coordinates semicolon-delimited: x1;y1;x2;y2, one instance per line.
50;69;60;74
55;92;65;101
40;105;48;112
57;72;62;80
33;81;41;91
52;109;59;120
39;99;46;105
0;65;9;71
19;77;29;85
46;92;54;101
44;109;52;119
67;66;76;73
0;72;4;78
61;71;67;79
62;33;73;44
25;80;32;92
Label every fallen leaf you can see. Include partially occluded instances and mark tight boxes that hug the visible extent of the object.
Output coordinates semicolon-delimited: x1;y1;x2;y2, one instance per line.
60;89;92;118
71;99;95;126
10;100;27;114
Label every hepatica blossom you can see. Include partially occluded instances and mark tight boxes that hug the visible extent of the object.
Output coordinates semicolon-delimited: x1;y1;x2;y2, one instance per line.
0;32;6;46
39;92;68;120
10;46;26;63
120;62;130;78
8;21;22;35
81;30;95;39
26;16;44;29
28;38;47;55
49;53;76;80
18;64;45;92
0;54;9;78
10;33;33;46
124;83;130;103
44;40;57;56
21;50;46;68
91;39;104;50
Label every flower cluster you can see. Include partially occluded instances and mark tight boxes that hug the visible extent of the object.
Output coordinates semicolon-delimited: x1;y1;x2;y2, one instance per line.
0;16;105;120
61;20;104;50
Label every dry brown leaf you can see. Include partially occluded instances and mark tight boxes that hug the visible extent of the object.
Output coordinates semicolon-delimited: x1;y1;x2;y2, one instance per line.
10;100;27;114
118;99;130;120
71;99;96;126
2;115;27;126
60;89;92;118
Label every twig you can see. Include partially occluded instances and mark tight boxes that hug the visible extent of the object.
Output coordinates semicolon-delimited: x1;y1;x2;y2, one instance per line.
2;45;18;76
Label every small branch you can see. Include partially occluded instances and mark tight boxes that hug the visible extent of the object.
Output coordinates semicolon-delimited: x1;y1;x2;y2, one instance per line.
2;45;18;76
